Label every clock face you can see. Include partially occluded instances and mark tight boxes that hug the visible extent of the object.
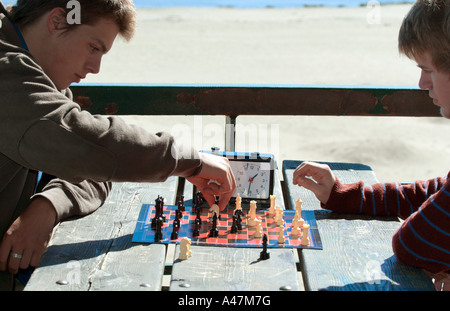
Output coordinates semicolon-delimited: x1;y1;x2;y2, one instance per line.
229;161;271;199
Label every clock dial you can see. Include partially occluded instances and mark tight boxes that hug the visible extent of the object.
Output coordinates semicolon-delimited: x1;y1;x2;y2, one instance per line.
230;161;271;199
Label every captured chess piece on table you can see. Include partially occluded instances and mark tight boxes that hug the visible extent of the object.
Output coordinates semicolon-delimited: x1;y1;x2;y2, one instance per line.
179;237;192;260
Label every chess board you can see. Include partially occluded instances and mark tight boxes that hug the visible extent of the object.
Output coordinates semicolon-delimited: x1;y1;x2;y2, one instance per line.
132;203;322;249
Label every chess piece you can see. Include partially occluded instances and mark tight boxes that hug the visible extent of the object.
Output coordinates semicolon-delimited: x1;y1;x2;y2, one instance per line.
170;225;178;240
193;221;200;237
292;210;304;228
235;210;243;230
275;206;284;226
268;195;276;215
179;237;192;260
173;216;180;229
277;226;285;244
295;195;303;212
301;224;310;246
195;208;202;226
234;193;242;212
247;200;258;226
195;191;204;208
209;203;220;221
259;234;270;260
295;195;304;224
151;196;163;228
209;213;219;237
291;225;301;236
177;195;185;212
230;215;238;234
154;217;163;242
254;219;263;238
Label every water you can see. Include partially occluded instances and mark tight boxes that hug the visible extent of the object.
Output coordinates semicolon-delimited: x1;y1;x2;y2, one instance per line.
133;0;413;8
2;0;414;8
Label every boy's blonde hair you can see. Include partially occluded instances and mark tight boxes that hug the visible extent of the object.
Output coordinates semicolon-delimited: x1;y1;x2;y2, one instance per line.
399;0;450;73
8;0;136;41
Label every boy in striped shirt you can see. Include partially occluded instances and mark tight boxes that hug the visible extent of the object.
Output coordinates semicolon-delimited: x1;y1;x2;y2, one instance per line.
293;0;450;290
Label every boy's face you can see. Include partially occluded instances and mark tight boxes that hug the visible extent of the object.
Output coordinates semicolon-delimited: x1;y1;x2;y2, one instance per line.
415;52;450;119
43;17;119;90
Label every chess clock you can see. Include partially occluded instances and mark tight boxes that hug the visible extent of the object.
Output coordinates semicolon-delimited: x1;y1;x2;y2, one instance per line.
197;149;276;207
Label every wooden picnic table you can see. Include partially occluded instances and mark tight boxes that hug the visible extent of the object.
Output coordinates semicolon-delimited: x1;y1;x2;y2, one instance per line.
24;160;435;291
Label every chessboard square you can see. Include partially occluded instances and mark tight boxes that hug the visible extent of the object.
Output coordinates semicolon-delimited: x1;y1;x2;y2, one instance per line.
247;238;263;245
234;233;247;239
206;237;228;244
289;239;302;246
233;239;249;245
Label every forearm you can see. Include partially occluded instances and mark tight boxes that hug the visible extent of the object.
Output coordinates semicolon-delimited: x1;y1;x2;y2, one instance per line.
391;185;450;274
32;179;111;224
323;175;447;219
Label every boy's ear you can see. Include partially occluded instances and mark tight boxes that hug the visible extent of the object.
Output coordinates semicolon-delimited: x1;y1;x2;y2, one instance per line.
47;7;68;34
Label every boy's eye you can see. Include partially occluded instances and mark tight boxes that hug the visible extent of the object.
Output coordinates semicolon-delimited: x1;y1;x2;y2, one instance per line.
89;44;100;53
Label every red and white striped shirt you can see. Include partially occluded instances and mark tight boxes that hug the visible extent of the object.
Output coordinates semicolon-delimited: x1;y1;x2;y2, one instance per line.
323;172;450;274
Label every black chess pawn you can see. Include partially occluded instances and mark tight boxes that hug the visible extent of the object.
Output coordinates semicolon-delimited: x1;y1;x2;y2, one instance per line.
193;222;200;237
177;197;185;212
195;217;202;229
170;224;178;240
230;215;238;234
235;211;242;230
259;234;270;260
173;216;180;230
154;218;163;242
195;191;204;207
195;208;202;226
209;213;219;238
175;208;182;220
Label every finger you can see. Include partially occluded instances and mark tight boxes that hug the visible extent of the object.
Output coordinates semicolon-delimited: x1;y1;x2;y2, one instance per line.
200;191;216;208
19;249;33;270
295;176;321;194
0;234;14;272
8;250;23;275
30;251;43;268
293;162;314;184
217;190;234;211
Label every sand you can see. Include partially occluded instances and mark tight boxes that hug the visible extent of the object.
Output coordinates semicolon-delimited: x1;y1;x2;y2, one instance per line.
83;4;450;183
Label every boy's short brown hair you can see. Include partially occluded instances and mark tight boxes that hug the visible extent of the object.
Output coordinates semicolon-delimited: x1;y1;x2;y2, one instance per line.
8;0;136;41
399;0;450;73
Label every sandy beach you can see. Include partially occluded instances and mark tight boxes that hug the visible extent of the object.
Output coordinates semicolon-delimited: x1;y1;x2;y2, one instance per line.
83;4;450;183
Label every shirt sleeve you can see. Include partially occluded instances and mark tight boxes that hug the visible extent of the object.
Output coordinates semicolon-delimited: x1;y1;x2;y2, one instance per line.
0;52;201;184
322;173;450;274
31;179;112;224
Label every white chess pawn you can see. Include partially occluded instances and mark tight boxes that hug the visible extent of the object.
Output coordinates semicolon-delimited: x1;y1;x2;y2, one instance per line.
248;200;258;226
179;237;192;260
301;224;310;246
275;206;284;226
234;193;242;212
277;226;285;244
295;195;303;212
268;195;276;215
254;219;263;238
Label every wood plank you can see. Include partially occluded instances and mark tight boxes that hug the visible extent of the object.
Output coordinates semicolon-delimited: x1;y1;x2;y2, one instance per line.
282;160;435;291
170;245;300;291
170;168;303;291
25;178;178;291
